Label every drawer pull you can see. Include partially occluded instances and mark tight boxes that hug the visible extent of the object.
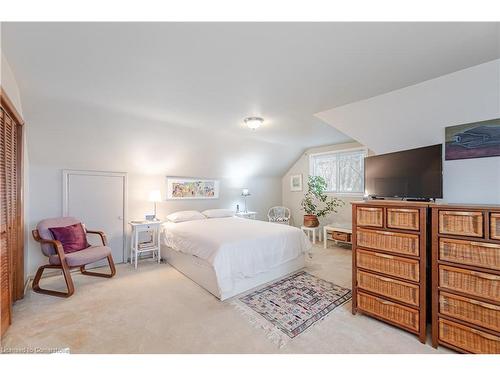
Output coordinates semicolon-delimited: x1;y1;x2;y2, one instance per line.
472;300;500;310
442;211;482;216
380;300;395;306
377;253;394;259
470;241;500;249
378;276;394;282
472;328;500;342
440;295;500;310
377;231;404;237
470;271;500;281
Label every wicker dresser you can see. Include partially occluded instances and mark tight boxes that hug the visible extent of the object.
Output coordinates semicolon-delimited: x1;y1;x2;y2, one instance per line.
431;205;500;353
352;201;429;343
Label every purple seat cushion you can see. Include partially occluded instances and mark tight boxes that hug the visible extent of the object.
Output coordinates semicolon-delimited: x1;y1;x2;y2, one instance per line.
49;246;112;267
49;223;89;253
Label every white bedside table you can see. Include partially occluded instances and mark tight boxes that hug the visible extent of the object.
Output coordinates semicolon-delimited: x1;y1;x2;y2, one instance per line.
129;220;163;269
235;211;257;220
301;226;322;244
323;225;352;248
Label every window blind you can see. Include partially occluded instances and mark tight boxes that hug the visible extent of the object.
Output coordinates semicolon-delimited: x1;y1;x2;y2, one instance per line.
310;149;366;194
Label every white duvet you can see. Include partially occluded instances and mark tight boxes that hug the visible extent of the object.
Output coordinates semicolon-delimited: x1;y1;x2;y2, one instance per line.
162;217;311;289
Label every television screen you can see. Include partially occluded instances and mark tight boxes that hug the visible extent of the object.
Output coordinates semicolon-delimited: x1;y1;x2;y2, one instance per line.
364;144;443;199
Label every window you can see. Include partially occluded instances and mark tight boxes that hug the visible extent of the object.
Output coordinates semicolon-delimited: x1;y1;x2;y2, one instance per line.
310;148;367;194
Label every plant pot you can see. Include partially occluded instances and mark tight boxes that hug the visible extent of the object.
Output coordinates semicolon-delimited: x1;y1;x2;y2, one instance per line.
303;214;319;228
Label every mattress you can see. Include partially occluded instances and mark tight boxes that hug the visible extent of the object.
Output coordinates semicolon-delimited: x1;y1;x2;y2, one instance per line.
162;217;311;295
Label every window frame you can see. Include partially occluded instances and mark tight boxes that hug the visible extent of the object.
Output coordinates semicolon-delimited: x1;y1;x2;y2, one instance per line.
309;146;368;196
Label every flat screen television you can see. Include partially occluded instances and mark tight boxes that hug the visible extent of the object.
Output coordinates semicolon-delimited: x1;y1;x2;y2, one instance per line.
364;144;443;200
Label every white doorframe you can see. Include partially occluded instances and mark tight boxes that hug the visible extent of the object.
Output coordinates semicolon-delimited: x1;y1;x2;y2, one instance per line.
62;169;128;262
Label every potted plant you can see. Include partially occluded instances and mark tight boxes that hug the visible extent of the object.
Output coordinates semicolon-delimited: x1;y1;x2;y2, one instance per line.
300;175;344;227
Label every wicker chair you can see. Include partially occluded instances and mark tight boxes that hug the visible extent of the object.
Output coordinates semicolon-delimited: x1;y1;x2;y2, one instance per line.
267;206;291;225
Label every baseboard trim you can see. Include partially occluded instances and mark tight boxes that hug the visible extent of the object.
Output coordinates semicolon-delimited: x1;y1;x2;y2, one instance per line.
24;276;32;295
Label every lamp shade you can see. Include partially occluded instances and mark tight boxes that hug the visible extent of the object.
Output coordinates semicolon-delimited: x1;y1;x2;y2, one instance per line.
241;188;250;196
148;190;162;202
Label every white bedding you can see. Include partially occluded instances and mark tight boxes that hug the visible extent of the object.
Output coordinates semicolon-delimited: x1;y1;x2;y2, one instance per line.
162;217;311;293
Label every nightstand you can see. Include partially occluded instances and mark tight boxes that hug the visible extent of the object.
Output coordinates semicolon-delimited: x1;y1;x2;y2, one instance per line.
235;211;257;220
129;220;163;269
301;226;322;244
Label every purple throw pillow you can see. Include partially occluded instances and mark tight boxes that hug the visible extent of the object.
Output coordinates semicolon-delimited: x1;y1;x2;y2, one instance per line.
49;223;90;253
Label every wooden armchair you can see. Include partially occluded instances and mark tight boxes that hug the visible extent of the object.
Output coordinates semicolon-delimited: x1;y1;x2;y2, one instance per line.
32;217;116;298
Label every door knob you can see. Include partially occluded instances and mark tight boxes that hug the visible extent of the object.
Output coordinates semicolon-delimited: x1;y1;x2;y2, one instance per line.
118;216;123;220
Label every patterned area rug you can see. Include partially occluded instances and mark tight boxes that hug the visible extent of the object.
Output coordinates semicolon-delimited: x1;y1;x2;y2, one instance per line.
234;271;351;345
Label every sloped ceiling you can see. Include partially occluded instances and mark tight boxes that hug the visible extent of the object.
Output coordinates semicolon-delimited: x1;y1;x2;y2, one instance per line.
315;59;500;155
1;22;499;177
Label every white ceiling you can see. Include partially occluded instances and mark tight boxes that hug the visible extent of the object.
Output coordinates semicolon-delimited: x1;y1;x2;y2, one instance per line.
1;22;499;177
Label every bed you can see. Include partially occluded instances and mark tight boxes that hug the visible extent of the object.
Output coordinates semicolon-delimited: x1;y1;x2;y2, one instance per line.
161;216;310;300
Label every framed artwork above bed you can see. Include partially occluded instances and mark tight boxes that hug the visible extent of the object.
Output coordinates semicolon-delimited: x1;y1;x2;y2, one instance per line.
166;177;220;200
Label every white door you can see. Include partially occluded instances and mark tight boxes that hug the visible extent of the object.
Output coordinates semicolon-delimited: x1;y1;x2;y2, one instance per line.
63;171;126;264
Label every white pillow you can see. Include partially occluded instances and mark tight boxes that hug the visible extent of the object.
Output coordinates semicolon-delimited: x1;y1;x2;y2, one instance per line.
202;209;235;218
166;210;206;223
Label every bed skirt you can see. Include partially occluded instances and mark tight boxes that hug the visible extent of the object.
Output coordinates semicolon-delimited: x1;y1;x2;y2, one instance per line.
161;245;306;301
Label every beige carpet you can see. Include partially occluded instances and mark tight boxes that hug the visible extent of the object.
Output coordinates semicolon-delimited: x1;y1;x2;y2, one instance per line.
1;244;452;354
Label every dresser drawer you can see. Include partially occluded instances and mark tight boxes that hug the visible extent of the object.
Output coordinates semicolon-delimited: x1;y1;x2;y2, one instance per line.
356;249;420;282
439;210;483;238
357;228;419;257
331;231;350;242
439;291;500;332
491;213;500;240
357;291;419;332
356;207;383;227
357;270;419;306
439;265;500;302
387;208;420;231
439;238;500;271
439;318;500;354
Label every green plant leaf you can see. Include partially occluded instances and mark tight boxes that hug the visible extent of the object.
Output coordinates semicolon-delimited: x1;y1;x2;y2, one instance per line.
300;175;345;218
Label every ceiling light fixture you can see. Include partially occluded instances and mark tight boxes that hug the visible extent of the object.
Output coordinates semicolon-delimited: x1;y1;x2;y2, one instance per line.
244;117;264;130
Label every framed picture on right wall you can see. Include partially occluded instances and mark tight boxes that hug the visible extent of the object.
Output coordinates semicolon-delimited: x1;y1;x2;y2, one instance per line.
290;174;302;191
445;118;500;161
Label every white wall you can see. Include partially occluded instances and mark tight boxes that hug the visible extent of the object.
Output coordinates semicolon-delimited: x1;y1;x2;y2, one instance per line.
1;51;30;283
16;56;500;277
1;53;23;114
129;175;281;221
316;59;500;204
24;96;283;276
282;141;366;230
28;166;281;276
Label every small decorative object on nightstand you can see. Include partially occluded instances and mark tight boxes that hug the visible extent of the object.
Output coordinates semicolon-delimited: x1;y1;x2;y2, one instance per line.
323;225;352;248
235;211;257;220
301;225;322;244
129;220;163;269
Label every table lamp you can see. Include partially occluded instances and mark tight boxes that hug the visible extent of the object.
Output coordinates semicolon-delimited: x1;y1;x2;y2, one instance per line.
241;188;251;213
149;190;162;220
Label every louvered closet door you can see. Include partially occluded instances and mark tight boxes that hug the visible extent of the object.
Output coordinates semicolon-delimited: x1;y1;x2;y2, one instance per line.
0;104;23;337
1;106;12;336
